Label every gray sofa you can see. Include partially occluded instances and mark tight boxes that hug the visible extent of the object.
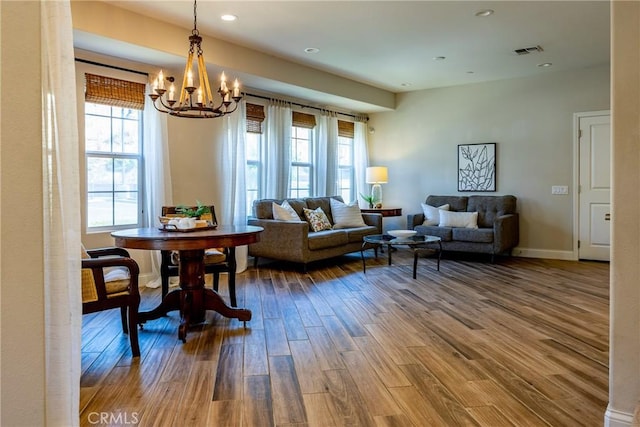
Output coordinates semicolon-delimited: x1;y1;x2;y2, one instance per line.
248;196;382;270
407;195;519;261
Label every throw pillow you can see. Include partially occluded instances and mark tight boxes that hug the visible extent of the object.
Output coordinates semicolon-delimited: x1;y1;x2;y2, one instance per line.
421;203;450;226
303;207;333;232
272;200;301;221
330;198;366;229
439;210;479;228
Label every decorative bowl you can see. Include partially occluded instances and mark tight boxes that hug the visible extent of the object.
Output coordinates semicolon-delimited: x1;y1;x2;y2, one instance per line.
387;229;417;239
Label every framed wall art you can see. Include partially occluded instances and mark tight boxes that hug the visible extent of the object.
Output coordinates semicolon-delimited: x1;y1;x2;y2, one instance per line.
458;143;496;192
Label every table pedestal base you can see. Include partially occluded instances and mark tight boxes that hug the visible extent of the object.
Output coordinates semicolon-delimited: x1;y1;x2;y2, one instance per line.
138;249;251;342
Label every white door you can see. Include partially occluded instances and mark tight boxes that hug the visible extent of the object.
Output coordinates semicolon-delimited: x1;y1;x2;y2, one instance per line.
578;113;611;261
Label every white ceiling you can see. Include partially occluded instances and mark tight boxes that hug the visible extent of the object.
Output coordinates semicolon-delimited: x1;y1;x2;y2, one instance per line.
81;0;610;111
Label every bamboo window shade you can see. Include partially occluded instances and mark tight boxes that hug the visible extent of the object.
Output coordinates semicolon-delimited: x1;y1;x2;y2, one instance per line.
85;73;146;110
246;103;265;133
245;103;356;135
338;120;355;138
292;111;316;129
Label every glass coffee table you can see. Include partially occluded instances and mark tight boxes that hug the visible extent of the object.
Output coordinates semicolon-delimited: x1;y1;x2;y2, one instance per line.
361;234;442;278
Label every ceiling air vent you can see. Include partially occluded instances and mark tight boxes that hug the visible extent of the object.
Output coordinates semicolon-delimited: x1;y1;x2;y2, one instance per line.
514;45;544;55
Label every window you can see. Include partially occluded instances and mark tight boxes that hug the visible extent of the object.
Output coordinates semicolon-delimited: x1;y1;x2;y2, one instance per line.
244;103;359;204
290;126;313;198
246;132;261;210
84;73;146;230
290;111;316;198
337;120;355;202
337;136;354;202
85;103;143;229
245;103;265;210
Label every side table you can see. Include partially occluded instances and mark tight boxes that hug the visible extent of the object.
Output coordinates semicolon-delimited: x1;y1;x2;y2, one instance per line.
361;208;403;253
360;207;402;217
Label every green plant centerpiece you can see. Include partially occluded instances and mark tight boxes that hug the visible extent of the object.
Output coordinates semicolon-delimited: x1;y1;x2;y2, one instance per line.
359;193;377;209
176;200;211;218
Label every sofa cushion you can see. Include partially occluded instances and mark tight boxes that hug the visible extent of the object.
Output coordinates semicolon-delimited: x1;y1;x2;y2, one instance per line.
307;229;349;250
331;198;366;229
304;207;333;232
426;195;468;212
253;198;280;219
286;199;309;220
253;198;307;219
452;227;494;243
421;203;449;226
439;210;478;228
272;200;301;221
305;196;342;224
467;195;517;228
414;225;453;242
345;226;378;243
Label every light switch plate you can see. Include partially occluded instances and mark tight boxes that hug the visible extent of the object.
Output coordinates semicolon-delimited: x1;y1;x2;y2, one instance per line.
552;185;569;195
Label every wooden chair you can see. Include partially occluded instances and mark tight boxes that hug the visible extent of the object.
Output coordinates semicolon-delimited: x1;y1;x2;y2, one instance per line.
82;246;141;357
160;205;237;306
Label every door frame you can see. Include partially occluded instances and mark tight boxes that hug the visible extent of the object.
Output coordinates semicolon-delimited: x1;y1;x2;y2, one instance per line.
572;110;611;260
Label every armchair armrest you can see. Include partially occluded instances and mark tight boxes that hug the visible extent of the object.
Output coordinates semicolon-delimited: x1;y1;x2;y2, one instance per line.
493;213;519;253
82;256;140;300
361;213;383;233
407;213;425;229
247;218;312;262
82;256;139;273
86;247;131;259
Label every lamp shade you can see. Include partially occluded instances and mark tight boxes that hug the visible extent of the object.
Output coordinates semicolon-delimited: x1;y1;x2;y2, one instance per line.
366;166;388;184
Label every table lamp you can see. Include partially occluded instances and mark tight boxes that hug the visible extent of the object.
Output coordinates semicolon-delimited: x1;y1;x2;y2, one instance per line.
365;166;388;207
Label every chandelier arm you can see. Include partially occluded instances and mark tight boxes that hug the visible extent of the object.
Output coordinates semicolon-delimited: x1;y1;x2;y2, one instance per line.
149;96;169;114
222;101;239;115
155;95;179;112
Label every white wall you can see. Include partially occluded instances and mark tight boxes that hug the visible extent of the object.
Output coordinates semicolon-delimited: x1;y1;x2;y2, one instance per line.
368;65;610;257
1;2;46;425
607;1;640;425
166;116;225;207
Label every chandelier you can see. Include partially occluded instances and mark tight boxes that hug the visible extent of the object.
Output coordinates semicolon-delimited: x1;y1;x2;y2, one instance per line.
148;0;242;118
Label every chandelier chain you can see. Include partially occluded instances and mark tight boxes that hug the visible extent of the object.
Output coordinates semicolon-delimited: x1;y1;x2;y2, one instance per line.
192;0;199;36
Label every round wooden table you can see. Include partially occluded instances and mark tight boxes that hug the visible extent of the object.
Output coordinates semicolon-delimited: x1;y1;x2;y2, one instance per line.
112;225;263;342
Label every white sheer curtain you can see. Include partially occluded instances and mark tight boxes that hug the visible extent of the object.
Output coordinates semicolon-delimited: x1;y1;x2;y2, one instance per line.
264;100;292;199
314;111;339;196
41;1;81;425
143;90;172;288
222;100;249;271
354;117;370;207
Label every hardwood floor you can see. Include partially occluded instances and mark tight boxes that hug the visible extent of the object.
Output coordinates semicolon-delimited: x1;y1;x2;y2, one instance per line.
80;251;609;427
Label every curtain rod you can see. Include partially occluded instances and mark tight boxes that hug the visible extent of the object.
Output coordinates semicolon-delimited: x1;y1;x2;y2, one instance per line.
244;92;368;121
74;58;149;77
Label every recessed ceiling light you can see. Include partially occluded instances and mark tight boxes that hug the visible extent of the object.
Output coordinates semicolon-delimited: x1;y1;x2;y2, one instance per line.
221;14;238;22
537;62;553;67
466;71;475;74
304;47;320;54
475;9;494;17
433;56;446;61
400;83;411;87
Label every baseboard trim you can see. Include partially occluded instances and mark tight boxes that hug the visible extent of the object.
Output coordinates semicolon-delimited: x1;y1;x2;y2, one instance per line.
604;404;635;427
139;272;156;288
511;247;576;260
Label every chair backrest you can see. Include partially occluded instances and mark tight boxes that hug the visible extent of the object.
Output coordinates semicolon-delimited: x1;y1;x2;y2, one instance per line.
162;205;218;226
